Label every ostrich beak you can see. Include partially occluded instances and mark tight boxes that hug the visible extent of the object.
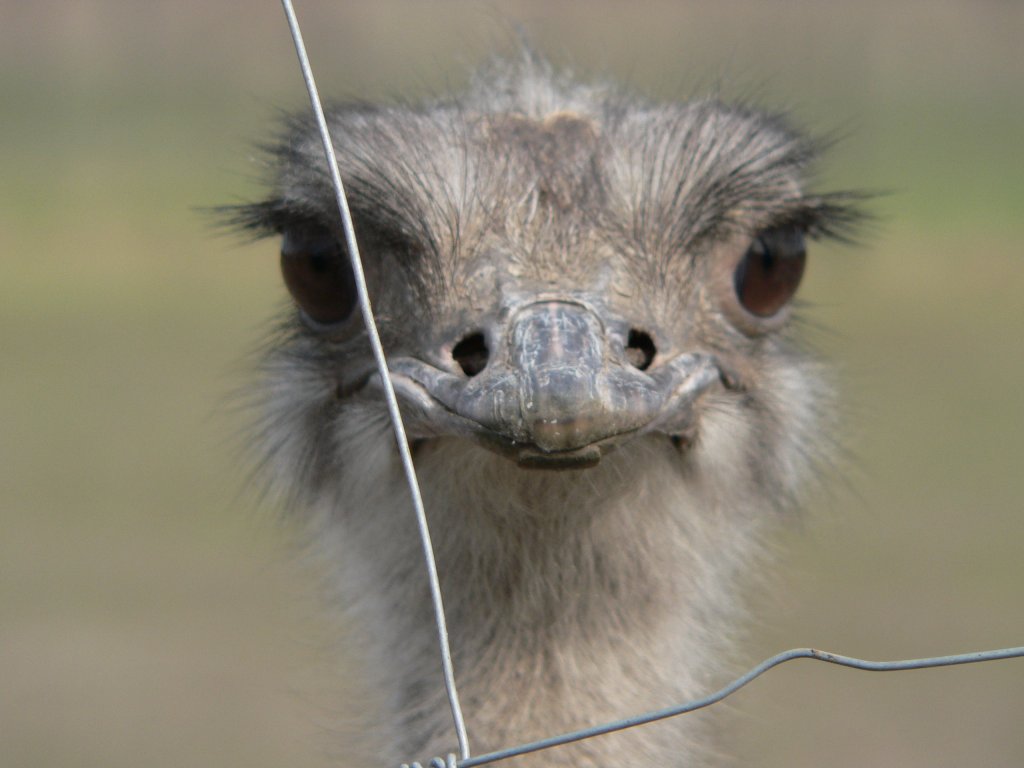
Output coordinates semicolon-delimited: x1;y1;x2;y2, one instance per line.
389;300;726;469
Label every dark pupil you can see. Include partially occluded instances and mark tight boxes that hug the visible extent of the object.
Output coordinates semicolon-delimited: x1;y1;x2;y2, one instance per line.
308;251;333;275
734;227;806;318
280;228;357;326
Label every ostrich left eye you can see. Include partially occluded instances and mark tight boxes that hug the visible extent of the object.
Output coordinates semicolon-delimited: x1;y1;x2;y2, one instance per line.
733;226;806;318
280;225;357;327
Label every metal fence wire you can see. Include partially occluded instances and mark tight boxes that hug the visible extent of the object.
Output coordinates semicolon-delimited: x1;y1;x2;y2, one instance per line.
278;3;1024;766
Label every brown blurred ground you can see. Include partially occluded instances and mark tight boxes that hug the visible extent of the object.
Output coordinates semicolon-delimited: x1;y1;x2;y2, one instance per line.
1;2;1022;766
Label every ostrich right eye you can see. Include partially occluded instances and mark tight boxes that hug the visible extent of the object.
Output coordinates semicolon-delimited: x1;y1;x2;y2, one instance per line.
280;226;357;326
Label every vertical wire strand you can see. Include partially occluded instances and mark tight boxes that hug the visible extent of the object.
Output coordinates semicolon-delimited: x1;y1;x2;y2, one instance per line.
278;1;471;760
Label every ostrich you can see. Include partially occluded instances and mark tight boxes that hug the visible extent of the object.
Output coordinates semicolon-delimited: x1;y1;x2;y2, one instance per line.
230;55;856;767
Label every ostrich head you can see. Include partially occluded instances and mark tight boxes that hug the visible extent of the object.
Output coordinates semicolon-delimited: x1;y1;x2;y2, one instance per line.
230;56;855;767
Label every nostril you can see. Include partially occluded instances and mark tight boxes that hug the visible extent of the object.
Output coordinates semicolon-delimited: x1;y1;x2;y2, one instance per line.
452;332;489;377
625;329;656;371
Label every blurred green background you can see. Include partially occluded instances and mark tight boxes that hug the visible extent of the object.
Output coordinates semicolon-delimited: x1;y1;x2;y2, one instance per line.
2;2;1022;766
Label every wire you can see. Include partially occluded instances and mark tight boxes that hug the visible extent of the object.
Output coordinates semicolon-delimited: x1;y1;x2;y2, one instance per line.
278;1;471;760
458;644;1024;767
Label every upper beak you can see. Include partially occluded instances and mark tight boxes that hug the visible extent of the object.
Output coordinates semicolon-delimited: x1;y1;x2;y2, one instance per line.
388;300;725;469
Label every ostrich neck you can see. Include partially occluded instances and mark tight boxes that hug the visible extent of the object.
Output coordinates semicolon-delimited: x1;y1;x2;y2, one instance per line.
327;439;763;767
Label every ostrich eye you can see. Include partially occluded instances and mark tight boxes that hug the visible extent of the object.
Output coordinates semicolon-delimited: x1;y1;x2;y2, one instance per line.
733;226;806;318
280;226;357;326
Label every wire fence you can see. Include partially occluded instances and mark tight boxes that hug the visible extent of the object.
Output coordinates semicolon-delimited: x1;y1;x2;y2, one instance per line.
278;3;1024;766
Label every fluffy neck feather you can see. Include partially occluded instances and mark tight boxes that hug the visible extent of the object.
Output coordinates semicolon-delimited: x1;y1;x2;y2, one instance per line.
306;407;772;767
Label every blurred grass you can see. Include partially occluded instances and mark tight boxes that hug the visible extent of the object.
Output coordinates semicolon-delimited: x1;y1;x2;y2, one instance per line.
1;2;1022;767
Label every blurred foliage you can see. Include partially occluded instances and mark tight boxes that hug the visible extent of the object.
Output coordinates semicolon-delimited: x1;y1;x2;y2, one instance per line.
1;2;1022;767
